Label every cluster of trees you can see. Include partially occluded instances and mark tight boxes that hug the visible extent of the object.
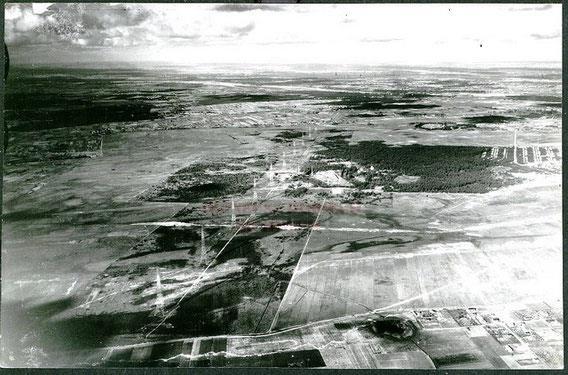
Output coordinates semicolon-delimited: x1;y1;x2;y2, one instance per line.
146;162;259;202
318;139;515;193
463;115;515;124
272;130;304;143
284;186;308;197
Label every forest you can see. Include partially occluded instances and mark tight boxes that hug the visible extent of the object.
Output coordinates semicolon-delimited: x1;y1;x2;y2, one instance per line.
316;138;518;193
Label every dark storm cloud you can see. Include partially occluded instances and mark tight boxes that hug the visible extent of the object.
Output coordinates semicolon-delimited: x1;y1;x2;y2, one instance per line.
509;5;552;12
213;4;283;12
6;3;156;47
531;32;561;40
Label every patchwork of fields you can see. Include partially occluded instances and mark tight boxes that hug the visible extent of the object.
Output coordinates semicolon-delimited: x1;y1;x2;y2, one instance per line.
2;65;562;368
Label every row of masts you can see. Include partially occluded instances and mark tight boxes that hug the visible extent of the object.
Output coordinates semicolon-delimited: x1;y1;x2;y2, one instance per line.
513;130;517;164
483;130;560;165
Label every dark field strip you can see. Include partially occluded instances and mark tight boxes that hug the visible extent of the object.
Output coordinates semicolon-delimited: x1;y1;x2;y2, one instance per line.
507;95;561;103
199;337;228;354
431;353;479;368
6;102;162;132
4;67;189;131
198;93;307;106
413;122;477;131
463;115;516;124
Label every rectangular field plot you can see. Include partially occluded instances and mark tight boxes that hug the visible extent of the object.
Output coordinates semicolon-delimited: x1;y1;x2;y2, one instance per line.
273;233;561;329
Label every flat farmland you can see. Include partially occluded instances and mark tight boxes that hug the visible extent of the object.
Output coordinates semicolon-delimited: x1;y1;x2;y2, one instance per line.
275;237;560;328
2;64;562;368
273;172;561;329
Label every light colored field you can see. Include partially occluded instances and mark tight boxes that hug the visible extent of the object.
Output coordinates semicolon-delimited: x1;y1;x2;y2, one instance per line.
276;237;560;328
273;172;562;329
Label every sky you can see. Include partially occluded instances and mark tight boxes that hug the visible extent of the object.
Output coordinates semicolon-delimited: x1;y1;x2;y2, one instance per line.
4;3;562;67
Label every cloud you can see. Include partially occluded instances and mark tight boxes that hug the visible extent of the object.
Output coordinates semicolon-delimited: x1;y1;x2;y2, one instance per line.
256;40;316;46
168;33;200;41
6;3;258;48
41;3;153;30
226;22;256;37
5;4;56;46
361;38;403;43
213;4;283;12
509;5;552;12
531;32;561;40
5;3;562;66
5;3;156;47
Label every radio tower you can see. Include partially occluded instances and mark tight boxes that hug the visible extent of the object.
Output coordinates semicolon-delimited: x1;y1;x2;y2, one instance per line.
513;130;518;164
200;226;206;265
231;198;236;225
155;268;164;314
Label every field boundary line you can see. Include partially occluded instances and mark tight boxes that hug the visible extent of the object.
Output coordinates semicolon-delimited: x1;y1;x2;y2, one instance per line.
268;196;326;332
